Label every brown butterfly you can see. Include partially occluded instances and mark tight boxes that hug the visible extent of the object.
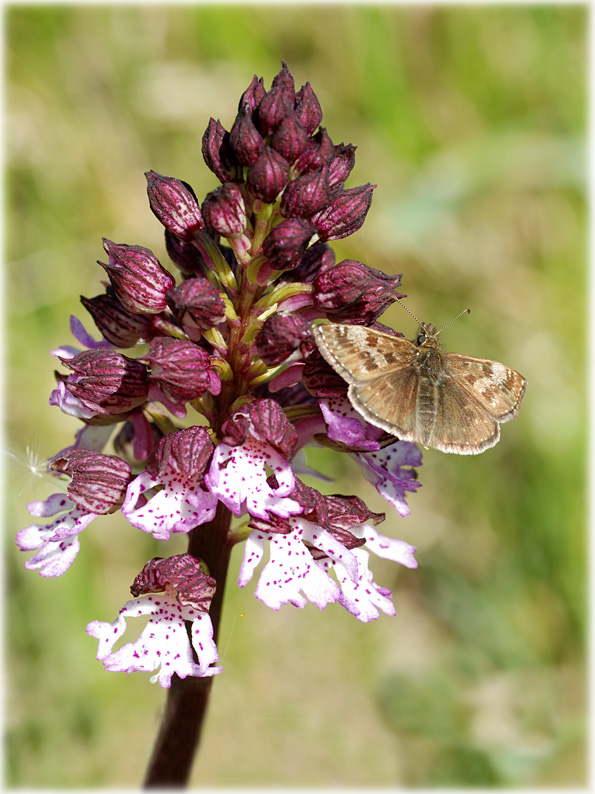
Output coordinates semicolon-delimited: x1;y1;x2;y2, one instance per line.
312;307;526;455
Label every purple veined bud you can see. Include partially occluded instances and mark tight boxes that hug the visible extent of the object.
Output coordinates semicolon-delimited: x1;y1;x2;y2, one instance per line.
145;425;215;483
324;492;385;531
302;347;349;398
311;183;376;242
202;182;247;238
294;82;323;136
80;292;157;348
270;113;309;165
262;217;315;271
247;398;298;459
238;74;266;112
256;63;295;137
313;259;403;324
50;448;132;514
201;118;242;184
131;553;216;611
286;240;336;283
328;143;357;189
246;146;290;204
166;278;226;333
61;349;149;414
272;61;296;94
293;127;334;175
229;104;264;166
280;164;331;219
247;511;294;536
220;412;250;447
142;337;221;404
255;312;315;365
289;477;381;541
99;240;175;315
145;171;204;242
165;229;208;276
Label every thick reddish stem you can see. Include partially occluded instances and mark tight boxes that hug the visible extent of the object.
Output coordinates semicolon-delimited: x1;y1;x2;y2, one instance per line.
143;502;233;787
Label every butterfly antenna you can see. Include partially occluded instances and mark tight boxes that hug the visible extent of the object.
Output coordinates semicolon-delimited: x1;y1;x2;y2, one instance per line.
395;298;422;325
437;308;471;336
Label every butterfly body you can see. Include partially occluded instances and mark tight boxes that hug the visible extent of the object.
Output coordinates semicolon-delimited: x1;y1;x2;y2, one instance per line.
313;321;527;455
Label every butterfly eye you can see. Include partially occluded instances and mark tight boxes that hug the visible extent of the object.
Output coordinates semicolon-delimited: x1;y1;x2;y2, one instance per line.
417;334;426;345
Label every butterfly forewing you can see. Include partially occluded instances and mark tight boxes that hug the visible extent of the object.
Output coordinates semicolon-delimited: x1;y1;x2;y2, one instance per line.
313;324;416;385
443;354;526;422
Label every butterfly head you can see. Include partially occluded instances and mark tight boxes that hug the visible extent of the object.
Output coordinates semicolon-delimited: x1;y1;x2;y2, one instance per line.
415;322;440;347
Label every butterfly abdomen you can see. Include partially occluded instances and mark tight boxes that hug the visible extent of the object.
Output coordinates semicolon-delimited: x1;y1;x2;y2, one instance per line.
414;346;443;445
416;375;440;445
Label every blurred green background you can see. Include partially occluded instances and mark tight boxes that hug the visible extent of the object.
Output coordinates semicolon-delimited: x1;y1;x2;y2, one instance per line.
5;4;586;788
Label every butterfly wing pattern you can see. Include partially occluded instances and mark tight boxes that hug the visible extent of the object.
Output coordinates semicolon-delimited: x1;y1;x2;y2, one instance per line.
443;354;527;422
312;323;423;442
313;322;527;455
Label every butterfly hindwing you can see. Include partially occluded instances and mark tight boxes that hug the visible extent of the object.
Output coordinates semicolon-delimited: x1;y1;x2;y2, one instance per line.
443;353;526;422
428;372;500;454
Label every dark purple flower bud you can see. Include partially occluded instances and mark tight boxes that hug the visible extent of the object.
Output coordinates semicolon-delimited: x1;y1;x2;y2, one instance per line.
302;349;348;398
61;349;149;414
316;524;366;552
294;82;322;136
324;493;384;531
289;479;375;546
202;183;246;237
256;63;295;136
167;278;226;333
293;127;334;175
80;292;157;348
289;477;328;521
280;165;330;219
201;118;242;184
255;312;314;365
262;218;315;271
287;241;335;283
246;146;290;203
131;553;216;611
248;398;298;459
254;381;315;410
248;512;293;536
238;74;266;112
311;183;375;242
145;426;214;482
270;114;308;165
99;240;175;315
313;260;403;324
165;229;207;276
221;412;250;447
145;171;203;242
229;104;264;166
273;61;295;93
143;337;221;404
328;143;357;189
50;449;132;515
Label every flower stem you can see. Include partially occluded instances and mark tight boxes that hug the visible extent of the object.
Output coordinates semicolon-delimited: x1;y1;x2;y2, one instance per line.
143;502;233;787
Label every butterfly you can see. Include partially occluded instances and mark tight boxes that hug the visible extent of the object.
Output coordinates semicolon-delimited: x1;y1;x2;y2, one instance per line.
312;309;527;455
